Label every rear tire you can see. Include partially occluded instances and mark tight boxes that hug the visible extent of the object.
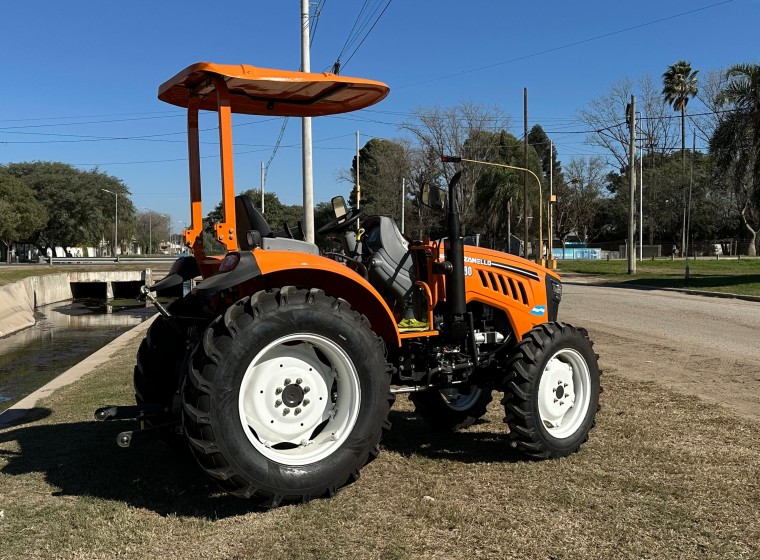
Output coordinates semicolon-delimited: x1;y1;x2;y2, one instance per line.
410;386;492;431
502;322;601;458
134;295;206;442
182;287;394;506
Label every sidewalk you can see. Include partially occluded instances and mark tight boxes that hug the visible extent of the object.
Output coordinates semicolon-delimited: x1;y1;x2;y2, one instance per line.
560;271;760;303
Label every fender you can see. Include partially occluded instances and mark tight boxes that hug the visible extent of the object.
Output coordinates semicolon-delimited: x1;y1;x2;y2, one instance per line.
149;255;201;292
198;250;401;348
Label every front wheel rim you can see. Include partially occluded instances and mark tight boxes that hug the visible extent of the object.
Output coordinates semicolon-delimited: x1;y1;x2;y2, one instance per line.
238;333;361;466
536;348;591;439
439;387;484;412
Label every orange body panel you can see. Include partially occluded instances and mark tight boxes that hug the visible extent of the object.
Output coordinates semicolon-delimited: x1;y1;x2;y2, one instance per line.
245;250;401;347
461;246;558;339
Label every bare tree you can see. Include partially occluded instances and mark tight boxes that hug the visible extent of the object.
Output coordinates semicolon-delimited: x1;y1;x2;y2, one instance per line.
692;67;728;144
562;156;608;245
402;102;512;233
579;76;679;167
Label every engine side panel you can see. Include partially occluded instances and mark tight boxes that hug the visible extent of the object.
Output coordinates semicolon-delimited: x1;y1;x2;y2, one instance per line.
461;246;559;339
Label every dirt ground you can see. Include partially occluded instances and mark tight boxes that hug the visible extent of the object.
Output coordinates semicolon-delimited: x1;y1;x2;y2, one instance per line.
560;280;760;422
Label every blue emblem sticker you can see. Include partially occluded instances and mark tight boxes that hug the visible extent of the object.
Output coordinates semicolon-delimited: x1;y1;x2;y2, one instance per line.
529;305;546;316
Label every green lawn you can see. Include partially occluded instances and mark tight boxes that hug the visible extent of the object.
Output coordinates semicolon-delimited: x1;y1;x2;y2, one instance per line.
557;257;760;296
0;336;759;559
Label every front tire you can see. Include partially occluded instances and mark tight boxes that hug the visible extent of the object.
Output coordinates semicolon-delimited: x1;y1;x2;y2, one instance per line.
410;386;492;431
182;287;394;506
502;322;601;458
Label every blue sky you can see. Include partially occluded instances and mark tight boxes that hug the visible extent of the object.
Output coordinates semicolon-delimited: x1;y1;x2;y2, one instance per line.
0;0;755;232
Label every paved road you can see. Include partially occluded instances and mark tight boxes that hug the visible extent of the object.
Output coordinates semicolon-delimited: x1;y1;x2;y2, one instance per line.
559;282;760;421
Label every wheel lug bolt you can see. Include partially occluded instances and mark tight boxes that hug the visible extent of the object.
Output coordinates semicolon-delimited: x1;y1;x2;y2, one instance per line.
304;386;310;393
284;378;291;385
296;378;303;385
275;387;283;394
553;398;558;403
283;408;290;416
295;408;302;415
303;399;310;406
275;400;282;407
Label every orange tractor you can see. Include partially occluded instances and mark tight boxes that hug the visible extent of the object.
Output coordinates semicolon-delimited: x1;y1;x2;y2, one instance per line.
96;63;601;507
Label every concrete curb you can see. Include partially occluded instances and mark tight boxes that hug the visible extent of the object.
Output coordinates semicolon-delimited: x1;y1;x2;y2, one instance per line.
0;315;157;430
562;278;760;303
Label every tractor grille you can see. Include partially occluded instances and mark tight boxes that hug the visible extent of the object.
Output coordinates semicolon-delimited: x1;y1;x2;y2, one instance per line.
477;269;528;305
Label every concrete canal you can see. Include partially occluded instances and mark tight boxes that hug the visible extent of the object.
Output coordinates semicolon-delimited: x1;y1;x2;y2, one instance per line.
0;299;155;413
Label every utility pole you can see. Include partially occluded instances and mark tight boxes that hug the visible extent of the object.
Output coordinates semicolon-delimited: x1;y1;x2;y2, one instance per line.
507;197;512;254
627;95;637;275
639;131;643;261
548;139;555;268
355;130;361;208
685;131;695;279
261;162;265;214
301;0;314;242
400;178;405;234
523;87;529;259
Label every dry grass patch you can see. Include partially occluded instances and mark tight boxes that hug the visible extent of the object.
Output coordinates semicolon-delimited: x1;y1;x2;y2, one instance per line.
1;341;758;559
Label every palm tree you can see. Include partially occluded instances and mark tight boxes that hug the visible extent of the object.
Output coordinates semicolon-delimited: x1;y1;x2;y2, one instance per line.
662;60;699;161
709;63;760;256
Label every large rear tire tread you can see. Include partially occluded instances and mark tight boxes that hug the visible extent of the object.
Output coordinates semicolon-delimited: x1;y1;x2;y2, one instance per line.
182;286;394;507
502;322;601;459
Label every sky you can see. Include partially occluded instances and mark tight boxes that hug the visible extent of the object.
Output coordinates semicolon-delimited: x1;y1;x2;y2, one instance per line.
0;0;756;233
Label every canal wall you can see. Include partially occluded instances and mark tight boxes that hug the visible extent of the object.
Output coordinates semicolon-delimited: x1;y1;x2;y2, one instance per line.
0;274;72;337
0;270;152;338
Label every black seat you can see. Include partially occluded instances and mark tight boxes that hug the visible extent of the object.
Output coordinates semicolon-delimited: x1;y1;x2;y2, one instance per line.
361;216;414;305
236;195;271;250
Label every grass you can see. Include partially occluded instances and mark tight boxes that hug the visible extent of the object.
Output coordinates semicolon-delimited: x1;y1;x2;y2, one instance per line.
557;257;760;296
1;338;759;559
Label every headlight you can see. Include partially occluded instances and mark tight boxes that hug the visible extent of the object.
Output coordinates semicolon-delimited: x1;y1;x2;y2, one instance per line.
551;281;562;302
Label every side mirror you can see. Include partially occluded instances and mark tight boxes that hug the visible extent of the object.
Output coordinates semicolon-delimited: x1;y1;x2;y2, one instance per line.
421;185;447;211
331;196;347;219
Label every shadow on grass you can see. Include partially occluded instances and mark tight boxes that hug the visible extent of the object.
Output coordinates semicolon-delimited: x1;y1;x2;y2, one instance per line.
0;409;524;518
382;410;523;463
0;409;255;519
620;273;760;292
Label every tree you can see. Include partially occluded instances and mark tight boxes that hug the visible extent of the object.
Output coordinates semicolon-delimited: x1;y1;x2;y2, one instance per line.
662;60;699;161
135;211;171;254
580;76;678;170
0;173;48;262
402;102;511;234
1;162;135;253
348;138;412;221
561;156;607;247
710;63;760;255
472;130;543;248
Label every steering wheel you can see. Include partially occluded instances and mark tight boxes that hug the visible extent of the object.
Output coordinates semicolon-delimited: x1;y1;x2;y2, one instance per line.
316;207;364;235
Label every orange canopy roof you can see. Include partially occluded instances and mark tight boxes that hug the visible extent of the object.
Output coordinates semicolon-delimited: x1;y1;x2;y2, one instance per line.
158;62;390;117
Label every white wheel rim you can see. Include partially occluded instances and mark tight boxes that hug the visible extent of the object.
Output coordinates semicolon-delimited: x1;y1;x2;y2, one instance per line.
238;333;361;466
439;387;483;412
537;348;591;439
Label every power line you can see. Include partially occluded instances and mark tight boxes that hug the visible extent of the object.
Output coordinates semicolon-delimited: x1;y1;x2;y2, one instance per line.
330;0;393;73
341;0;393;71
398;0;738;89
263;118;290;179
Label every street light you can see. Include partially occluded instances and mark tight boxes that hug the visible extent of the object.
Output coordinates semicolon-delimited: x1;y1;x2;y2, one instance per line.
443;156;544;264
101;189;118;258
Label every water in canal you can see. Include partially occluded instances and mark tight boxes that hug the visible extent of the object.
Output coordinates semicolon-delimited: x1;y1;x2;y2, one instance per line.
0;299;156;412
